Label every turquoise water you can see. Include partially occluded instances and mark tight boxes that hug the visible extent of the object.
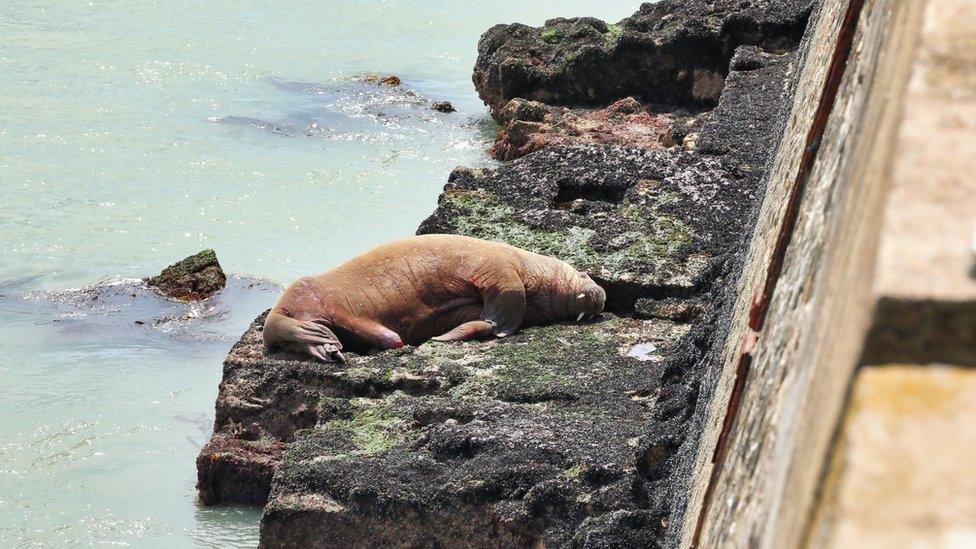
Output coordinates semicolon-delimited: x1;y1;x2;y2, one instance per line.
0;2;639;546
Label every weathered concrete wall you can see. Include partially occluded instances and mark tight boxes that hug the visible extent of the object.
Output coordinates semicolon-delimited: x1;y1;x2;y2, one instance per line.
810;0;976;545
684;0;927;546
872;0;976;306
861;0;976;368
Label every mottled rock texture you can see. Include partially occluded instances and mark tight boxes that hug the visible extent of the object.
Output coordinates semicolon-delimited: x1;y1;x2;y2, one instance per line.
197;0;816;547
418;145;747;311
472;0;812;115
431;101;456;113
260;316;687;548
146;249;226;301
488;97;688;161
474;0;812;162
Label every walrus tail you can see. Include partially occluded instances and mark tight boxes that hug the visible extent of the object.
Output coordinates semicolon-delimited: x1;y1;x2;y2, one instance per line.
263;310;345;363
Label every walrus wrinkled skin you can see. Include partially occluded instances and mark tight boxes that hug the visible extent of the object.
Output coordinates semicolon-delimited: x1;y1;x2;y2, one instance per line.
263;234;606;362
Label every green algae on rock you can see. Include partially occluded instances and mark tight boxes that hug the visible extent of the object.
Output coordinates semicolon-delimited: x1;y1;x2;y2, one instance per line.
318;396;414;456
539;28;565;44
418;145;744;307
438;187;697;292
146;249;226;301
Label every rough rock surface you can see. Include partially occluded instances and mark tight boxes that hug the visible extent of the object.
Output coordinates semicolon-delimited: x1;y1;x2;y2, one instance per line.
197;1;815;547
358;74;402;87
431;101;457;113
488;97;692;161
146;249;226;301
472;0;813;116
418;145;748;312
237;313;687;547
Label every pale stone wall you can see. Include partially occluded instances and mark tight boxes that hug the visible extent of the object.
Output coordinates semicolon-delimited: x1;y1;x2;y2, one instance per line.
685;0;928;546
810;366;976;548
862;0;976;367
874;0;976;303
811;0;976;545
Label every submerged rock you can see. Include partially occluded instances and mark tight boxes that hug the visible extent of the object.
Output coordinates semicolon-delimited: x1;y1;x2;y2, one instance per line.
146;249;226;301
216;76;464;140
431;101;456;113
358;74;402;87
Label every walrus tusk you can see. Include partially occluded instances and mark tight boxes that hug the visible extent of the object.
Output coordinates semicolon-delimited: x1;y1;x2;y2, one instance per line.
577;293;586;299
577;312;585;321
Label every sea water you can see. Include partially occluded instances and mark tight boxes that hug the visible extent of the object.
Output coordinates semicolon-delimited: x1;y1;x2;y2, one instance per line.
0;2;640;546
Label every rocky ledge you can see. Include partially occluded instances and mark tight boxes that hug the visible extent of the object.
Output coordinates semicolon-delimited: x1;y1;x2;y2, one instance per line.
472;0;811;115
198;0;815;546
210;311;686;546
475;0;812;164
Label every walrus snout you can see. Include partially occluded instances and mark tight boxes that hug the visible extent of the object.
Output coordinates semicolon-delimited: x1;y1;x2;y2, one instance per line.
573;274;606;319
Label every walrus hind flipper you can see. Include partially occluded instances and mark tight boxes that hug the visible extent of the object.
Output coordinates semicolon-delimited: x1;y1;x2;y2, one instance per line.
431;320;495;342
340;317;404;350
263;311;344;363
307;343;346;364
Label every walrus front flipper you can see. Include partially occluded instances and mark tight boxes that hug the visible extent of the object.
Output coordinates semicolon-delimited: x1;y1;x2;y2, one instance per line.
431;320;495;342
477;268;526;338
263;310;344;363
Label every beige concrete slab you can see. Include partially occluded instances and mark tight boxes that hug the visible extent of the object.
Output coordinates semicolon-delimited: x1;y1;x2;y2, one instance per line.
875;0;976;301
811;365;976;548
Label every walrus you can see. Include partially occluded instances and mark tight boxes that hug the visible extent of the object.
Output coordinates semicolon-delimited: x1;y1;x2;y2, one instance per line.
263;234;606;362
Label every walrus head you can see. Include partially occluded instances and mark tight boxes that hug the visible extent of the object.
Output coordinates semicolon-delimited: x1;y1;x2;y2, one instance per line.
570;271;606;321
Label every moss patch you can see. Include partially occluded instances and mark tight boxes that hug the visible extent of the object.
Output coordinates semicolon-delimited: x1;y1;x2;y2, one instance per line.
320;397;410;456
446;321;621;402
440;189;696;285
540;28;565;44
